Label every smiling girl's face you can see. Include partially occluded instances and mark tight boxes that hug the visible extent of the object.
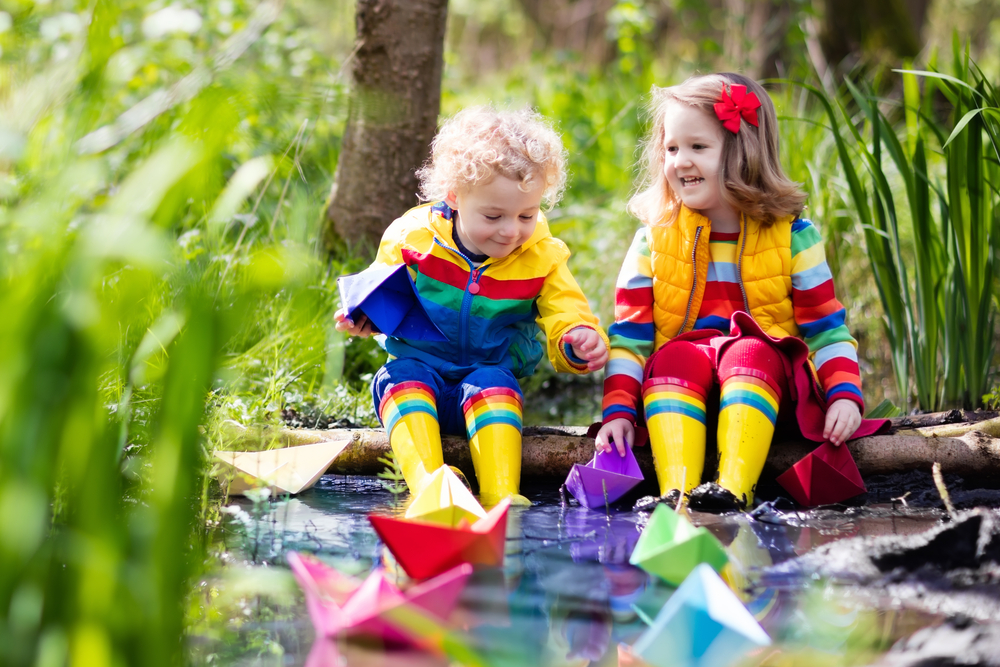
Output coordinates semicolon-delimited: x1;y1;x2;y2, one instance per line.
660;101;739;228
448;175;544;258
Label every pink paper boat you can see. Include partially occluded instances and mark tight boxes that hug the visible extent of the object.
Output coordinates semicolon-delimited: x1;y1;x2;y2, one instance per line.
287;551;472;649
776;441;867;507
369;499;510;581
565;447;644;509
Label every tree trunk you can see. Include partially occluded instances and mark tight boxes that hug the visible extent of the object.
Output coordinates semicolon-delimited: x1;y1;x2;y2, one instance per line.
323;0;449;256
819;0;930;72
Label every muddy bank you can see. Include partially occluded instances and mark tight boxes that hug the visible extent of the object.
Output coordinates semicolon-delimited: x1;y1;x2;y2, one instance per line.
873;616;1000;666
764;508;1000;622
864;470;1000;510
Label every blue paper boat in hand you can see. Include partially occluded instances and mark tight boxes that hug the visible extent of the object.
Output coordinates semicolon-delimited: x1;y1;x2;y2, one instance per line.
338;263;448;341
565;447;644;509
630;563;771;667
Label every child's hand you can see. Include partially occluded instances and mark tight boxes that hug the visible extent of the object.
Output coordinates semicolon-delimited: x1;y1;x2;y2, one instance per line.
595;418;634;457
824;399;862;446
562;327;609;371
334;308;375;338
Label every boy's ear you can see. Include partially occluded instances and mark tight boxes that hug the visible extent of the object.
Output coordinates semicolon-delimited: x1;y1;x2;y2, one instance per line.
444;191;458;208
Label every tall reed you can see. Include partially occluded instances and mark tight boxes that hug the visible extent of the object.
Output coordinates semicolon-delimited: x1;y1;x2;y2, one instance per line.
791;43;1000;410
0;1;351;663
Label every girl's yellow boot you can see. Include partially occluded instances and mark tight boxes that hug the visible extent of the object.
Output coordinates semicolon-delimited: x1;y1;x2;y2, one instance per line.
642;379;708;496
716;374;779;508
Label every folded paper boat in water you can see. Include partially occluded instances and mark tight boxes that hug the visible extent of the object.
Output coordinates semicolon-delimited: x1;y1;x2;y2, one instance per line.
404;465;487;527
565;447;644;509
628;563;771;667
214;439;351;496
775;440;866;506
629;504;728;586
370;498;510;580
287;551;472;649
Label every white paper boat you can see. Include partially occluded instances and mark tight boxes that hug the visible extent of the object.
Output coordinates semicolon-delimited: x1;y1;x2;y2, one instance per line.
214;439;352;496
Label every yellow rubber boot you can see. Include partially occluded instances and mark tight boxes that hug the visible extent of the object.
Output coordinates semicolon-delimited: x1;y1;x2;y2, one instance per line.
463;388;530;508
642;379;707;496
380;381;443;495
716;374;779;508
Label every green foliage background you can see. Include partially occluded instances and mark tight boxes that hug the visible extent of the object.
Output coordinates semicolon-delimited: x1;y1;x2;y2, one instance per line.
0;0;999;664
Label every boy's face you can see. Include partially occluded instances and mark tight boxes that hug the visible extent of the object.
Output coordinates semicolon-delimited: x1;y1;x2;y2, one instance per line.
448;175;544;259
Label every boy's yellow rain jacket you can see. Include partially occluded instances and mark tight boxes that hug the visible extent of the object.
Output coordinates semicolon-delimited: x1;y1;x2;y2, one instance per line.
370;202;608;380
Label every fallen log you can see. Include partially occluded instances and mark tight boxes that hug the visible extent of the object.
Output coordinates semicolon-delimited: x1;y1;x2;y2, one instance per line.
218;417;1000;482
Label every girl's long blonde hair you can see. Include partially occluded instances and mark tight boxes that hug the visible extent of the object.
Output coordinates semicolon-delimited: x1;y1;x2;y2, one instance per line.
628;73;806;226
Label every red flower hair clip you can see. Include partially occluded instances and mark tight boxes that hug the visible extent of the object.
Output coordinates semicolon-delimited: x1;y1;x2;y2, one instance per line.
713;83;761;134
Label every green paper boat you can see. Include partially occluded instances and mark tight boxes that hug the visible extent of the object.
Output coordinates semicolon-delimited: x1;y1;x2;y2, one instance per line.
629;504;729;586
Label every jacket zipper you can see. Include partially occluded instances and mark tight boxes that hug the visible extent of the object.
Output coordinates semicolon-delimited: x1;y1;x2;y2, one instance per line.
433;237;489;366
676;226;703;336
736;214;752;316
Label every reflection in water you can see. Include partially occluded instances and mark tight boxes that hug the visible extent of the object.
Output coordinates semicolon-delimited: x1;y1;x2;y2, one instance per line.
206;477;946;666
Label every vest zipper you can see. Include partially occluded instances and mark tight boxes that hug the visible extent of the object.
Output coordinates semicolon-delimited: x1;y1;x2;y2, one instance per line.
676;226;703;336
736;214;752;315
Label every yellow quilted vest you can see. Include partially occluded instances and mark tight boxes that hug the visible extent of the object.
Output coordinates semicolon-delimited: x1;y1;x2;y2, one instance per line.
647;206;799;351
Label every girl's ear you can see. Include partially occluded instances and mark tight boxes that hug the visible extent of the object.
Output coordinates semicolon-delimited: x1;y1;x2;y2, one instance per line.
445;191;459;208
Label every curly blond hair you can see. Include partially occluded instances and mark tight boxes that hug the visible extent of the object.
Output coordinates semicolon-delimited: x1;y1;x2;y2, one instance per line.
629;73;806;227
417;106;567;208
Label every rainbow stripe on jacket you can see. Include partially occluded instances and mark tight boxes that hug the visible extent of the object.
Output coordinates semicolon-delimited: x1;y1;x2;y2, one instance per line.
602;219;863;425
369;202;608;381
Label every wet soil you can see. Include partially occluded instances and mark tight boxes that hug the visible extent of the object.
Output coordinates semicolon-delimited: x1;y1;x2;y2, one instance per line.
751;468;1000;665
873;615;1000;666
762;509;1000;666
863;470;1000;510
281;407;362;430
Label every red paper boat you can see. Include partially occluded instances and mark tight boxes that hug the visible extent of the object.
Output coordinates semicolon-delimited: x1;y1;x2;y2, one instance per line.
775;441;866;506
287;551;472;648
369;498;510;581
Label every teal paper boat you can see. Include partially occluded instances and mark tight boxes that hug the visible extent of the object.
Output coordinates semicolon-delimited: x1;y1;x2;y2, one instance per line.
631;563;771;667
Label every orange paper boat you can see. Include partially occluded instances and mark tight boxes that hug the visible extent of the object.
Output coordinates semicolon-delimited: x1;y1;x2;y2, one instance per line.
369;498;511;580
775;440;866;506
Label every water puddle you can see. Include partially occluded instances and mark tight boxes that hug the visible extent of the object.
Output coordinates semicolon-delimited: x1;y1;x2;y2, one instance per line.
193;476;950;666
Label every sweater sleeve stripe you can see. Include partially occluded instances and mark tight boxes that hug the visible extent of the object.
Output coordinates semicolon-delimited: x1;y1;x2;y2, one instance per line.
790;219;864;409
791;262;834;291
602;228;655;424
609;320;656;341
607;355;644;382
813;341;858;368
797;309;846;339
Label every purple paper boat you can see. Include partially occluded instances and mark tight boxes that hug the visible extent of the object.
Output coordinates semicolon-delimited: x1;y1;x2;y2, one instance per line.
565;447;644;509
565;509;642;564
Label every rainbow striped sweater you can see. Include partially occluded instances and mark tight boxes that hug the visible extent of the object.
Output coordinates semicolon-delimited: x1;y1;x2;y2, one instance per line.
370;202;608;381
603;219;863;424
